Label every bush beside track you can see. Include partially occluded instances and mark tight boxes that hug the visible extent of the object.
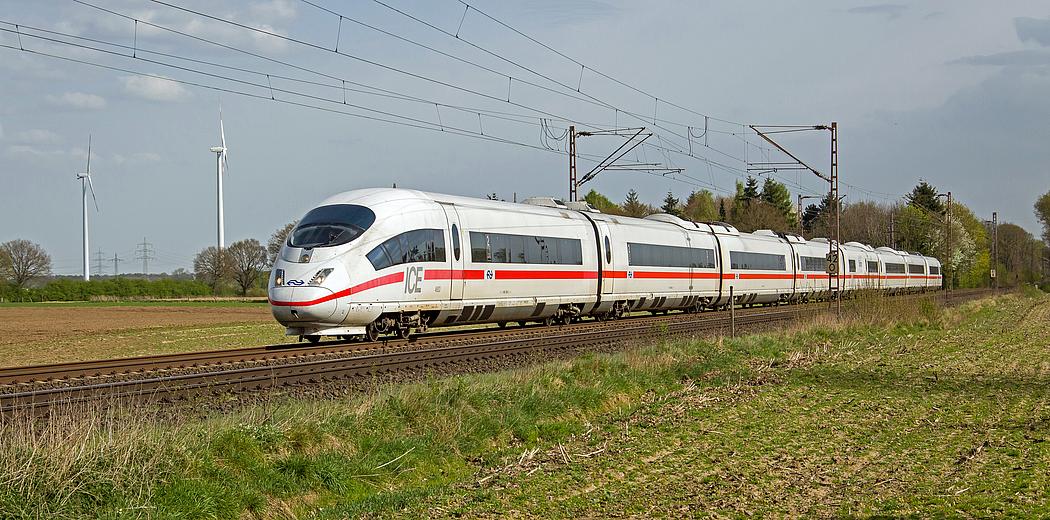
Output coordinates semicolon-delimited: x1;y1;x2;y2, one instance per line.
0;278;215;302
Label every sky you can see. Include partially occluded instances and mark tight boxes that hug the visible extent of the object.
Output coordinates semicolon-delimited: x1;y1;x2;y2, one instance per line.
1;0;1048;275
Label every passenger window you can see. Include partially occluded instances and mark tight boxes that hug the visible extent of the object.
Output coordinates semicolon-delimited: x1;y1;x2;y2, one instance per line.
452;224;460;260
366;229;446;271
604;236;611;264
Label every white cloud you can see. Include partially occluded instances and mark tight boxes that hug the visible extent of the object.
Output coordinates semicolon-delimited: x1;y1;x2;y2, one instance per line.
47;92;107;110
5;144;65;157
14;129;62;145
120;75;191;102
250;0;297;21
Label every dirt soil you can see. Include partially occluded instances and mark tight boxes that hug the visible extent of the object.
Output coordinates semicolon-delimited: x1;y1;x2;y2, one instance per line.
0;306;274;347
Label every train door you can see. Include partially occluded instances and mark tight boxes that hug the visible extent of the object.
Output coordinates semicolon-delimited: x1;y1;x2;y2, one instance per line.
439;203;465;301
595;221;615;296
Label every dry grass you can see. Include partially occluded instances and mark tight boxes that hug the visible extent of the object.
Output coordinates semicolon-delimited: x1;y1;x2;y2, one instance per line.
0;303;284;366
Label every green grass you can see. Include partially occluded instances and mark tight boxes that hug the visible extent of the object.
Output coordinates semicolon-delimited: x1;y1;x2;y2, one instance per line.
0;292;1046;518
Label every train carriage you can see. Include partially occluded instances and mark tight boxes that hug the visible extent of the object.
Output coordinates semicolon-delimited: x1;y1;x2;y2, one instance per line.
842;242;881;291
792;237;837;301
591;213;722;316
925;256;943;289
901;251;928;292
718;230;795;305
875;247;909;292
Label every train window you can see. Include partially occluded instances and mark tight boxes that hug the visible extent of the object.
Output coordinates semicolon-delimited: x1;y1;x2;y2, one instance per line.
730;251;786;271
288;204;376;248
849;259;857;273
930;265;940;275
799;256;828;272
451;225;460;260
366;229;446;271
908;264;925;274
469;231;583;265
627;243;716;269
604;236;611;264
885;263;906;274
867;261;879;273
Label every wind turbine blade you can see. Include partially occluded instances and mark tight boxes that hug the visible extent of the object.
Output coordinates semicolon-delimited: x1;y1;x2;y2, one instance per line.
219;109;228;174
87;175;99;212
85;134;92;174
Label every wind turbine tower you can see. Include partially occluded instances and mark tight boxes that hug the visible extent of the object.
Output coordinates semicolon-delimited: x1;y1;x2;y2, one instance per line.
76;136;99;281
209;107;229;251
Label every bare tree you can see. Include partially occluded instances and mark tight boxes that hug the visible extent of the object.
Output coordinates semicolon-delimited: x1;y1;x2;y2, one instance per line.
267;220;297;265
0;239;52;289
193;246;231;294
839;201;891;247
227;239;269;296
731;200;790;233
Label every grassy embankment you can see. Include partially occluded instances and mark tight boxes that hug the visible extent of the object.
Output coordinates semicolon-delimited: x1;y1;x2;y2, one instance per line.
1;291;1047;517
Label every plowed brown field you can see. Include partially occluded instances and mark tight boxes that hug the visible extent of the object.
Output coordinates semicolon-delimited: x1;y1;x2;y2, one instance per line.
0;304;283;366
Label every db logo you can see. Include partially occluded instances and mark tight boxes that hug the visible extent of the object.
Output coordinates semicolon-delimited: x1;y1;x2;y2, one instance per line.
286;279;305;286
404;266;424;293
484;269;495;280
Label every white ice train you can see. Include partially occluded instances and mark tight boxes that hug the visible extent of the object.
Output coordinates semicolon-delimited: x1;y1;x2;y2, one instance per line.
268;188;942;342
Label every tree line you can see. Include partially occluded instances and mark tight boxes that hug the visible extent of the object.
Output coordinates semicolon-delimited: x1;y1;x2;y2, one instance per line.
584;179;1049;289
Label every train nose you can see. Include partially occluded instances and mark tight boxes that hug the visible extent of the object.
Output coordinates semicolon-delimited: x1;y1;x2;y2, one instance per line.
269;286;339;323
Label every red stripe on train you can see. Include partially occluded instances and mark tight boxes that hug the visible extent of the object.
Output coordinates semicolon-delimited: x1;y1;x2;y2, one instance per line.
269;272;405;307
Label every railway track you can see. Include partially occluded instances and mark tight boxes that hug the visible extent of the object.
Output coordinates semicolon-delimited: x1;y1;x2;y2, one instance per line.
0;289;993;413
0;303;800;386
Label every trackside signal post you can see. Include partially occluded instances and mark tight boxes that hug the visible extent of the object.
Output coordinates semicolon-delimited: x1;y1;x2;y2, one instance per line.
936;191;952;301
749;122;841;316
568;125;577;202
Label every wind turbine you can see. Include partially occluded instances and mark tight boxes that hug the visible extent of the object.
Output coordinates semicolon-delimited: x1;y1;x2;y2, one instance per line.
76;136;99;281
209;106;228;250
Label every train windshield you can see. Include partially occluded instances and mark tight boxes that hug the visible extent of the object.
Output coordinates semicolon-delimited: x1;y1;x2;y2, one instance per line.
289;204;376;248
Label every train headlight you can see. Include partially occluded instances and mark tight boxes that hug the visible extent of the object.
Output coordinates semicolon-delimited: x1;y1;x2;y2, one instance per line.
309;268;334;286
274;269;285;286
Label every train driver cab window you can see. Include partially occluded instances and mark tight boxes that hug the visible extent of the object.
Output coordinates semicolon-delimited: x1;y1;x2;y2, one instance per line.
604;236;611;264
289;204;376;248
452;224;461;260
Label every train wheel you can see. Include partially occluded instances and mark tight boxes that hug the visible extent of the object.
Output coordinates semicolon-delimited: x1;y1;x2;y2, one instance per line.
397;326;411;339
365;325;379;342
305;335;321;344
543;316;555;327
517;321;528;328
497;321;508;329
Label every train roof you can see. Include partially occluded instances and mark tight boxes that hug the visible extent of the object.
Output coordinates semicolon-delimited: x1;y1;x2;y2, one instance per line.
313;188;940;263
